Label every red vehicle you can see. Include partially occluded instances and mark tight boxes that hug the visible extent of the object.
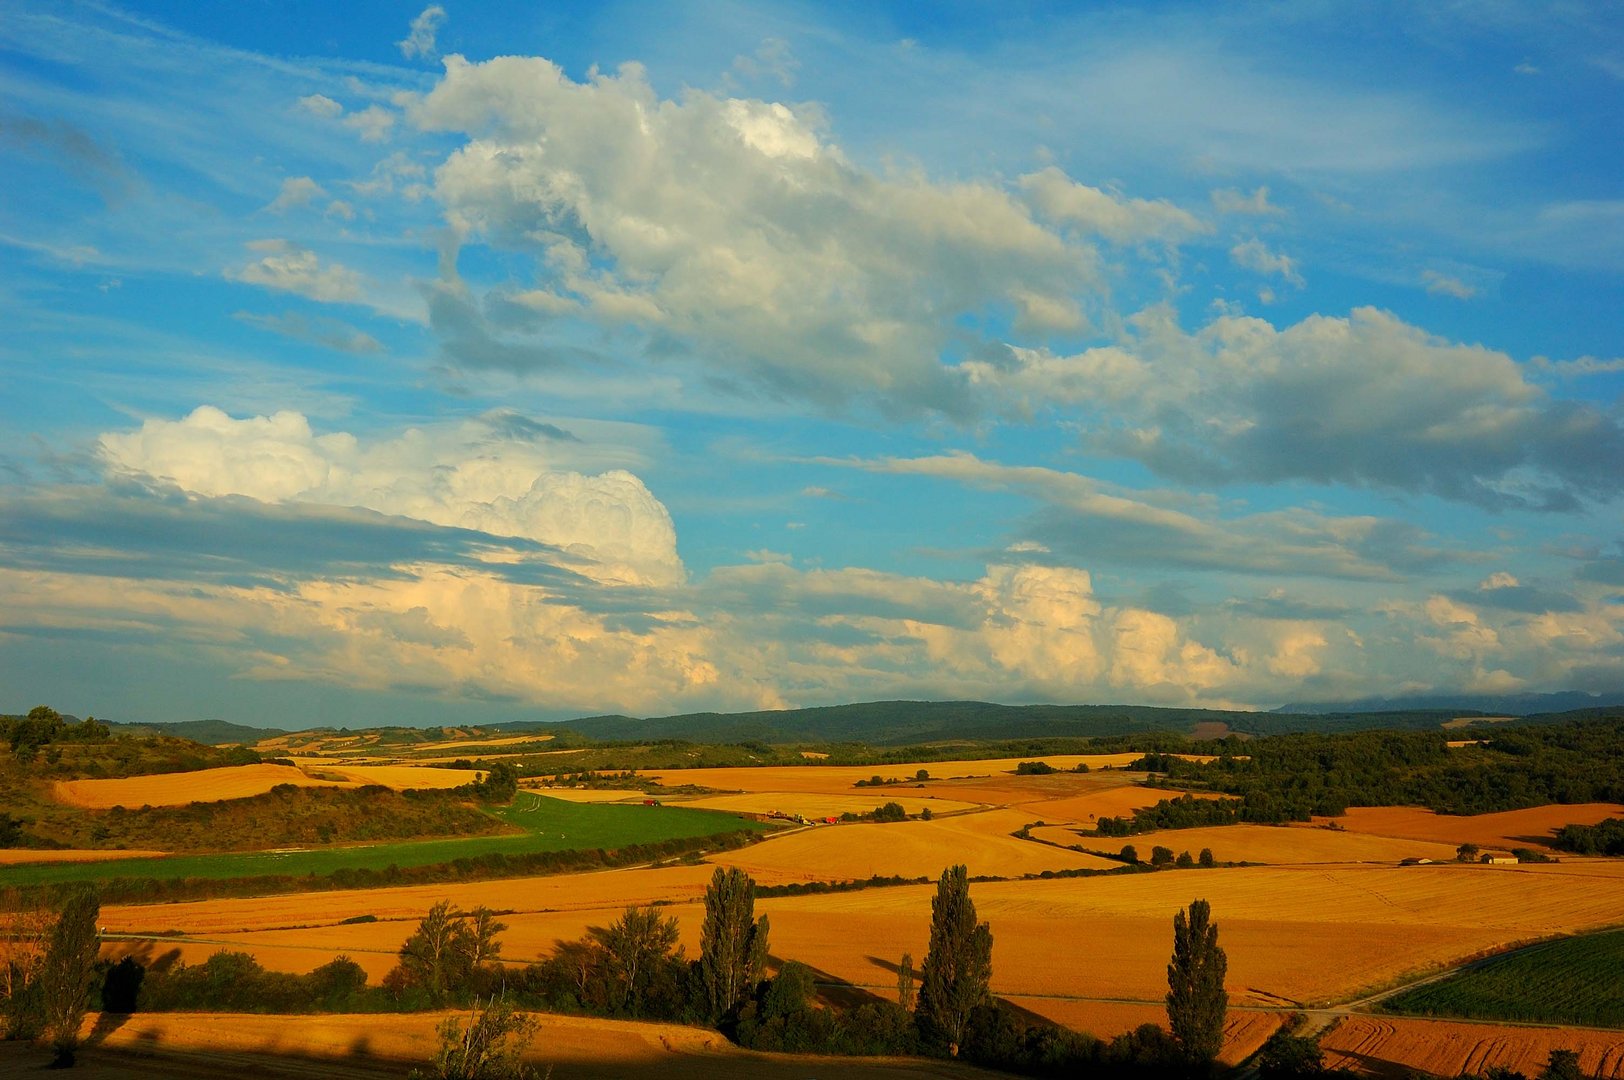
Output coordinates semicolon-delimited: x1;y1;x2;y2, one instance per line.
642;798;660;807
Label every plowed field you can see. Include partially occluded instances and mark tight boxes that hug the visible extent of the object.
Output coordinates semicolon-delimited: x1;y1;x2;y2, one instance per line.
1321;1016;1624;1078
1326;803;1624;850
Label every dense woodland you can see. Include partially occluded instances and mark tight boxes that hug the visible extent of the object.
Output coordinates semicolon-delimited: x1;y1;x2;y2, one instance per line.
1095;720;1624;834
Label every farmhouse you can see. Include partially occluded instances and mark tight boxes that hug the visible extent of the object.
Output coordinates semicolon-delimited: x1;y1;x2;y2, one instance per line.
1480;851;1518;865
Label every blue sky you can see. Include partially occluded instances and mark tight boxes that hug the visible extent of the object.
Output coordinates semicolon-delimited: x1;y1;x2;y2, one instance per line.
2;0;1621;726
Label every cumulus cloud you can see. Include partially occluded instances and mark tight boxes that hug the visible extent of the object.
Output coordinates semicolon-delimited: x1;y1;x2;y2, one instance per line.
225;239;365;303
297;94;343;118
1422;269;1477;298
965;306;1624;509
405;55;1092;413
265;176;326;213
398;5;447;60
344;105;396;143
1211;186;1283;215
1230;237;1304;286
98;406;685;587
1021;166;1209;244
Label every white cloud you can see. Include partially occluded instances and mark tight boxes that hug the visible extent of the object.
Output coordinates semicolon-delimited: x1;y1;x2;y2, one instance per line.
1480;571;1519;590
1230;237;1304;286
344;105;396;143
225;239;364;303
406;55;1091;412
98;406;685;587
1211;186;1283;216
296;94;343;119
1422;269;1477;298
965;306;1624;508
398;5;448;60
1021;166;1209;244
265;176;326;213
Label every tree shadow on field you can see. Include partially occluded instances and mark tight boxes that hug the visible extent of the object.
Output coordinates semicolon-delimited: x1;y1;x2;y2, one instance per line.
768;954;885;1010
87;942;183;1048
1323;1048;1420;1078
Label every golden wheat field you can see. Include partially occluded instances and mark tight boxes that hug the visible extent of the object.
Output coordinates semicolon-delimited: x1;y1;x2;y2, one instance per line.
43;1010;1009;1080
100;853;1624;1019
637;755;1151;796
51;763;351;809
1325;803;1624;850
673;792;984;818
708;808;1122;882
1025;823;1463;865
1320;1016;1624;1078
285;761;485;789
517;785;652;802
0;847;167;865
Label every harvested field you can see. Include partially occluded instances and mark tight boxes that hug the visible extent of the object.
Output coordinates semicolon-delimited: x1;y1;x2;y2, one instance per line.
1327;803;1624;850
1320;1016;1624;1078
1007;998;1289;1065
0;847;166;865
1440;715;1517;729
641;756;1149;797
677;793;983;818
98;863;724;936
1023;785;1224;824
289;761;483;789
520;787;650;802
1023;824;1462;866
404;732;555;752
52;764;349;809
708;808;1122;883
47;1010;1007;1080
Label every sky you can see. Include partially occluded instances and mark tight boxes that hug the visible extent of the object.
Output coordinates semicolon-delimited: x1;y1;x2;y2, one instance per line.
2;1;1622;727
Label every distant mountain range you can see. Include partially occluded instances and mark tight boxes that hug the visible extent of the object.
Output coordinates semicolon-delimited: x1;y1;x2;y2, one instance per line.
1275;691;1624;717
30;691;1624;748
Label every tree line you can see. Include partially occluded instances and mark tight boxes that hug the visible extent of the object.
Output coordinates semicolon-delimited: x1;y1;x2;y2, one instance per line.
1109;720;1624;833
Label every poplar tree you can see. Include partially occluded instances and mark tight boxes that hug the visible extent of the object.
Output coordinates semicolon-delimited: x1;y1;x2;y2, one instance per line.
38;886;100;1066
1166;898;1228;1067
698;867;769;1022
915;864;992;1056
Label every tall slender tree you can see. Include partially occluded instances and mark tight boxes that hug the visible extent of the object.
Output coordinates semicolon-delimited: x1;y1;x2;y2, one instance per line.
38;886;100;1065
400;900;477;1003
698;866;769;1022
915;864;992;1056
1166;898;1228;1068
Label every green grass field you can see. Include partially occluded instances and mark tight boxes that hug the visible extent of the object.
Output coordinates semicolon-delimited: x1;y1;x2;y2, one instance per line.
1382;927;1624;1028
0;792;763;888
